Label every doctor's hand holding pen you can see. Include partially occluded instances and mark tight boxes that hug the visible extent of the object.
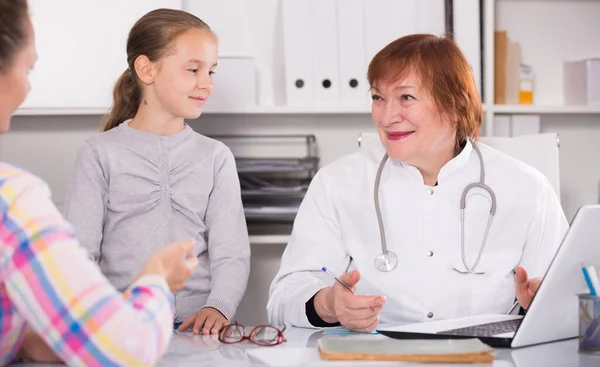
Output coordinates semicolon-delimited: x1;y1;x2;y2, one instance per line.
314;269;386;333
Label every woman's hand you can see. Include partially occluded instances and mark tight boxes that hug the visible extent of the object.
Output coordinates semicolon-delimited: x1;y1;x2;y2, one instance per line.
314;270;386;332
17;330;62;363
137;238;199;292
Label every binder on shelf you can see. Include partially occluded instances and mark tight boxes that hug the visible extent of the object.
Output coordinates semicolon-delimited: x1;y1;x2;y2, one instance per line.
494;30;522;105
491;115;540;137
505;41;522;105
390;0;418;43
418;0;445;36
364;0;418;65
364;0;395;64
511;114;541;137
493;115;511;137
182;0;252;57
564;59;600;106
309;0;340;105
452;0;481;95
204;57;257;111
336;0;368;106
494;31;508;104
282;0;313;106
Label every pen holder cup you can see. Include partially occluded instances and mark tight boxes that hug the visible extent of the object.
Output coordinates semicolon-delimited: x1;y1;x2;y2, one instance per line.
578;294;600;354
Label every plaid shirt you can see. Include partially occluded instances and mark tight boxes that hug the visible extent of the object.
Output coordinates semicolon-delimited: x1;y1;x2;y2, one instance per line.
0;163;174;366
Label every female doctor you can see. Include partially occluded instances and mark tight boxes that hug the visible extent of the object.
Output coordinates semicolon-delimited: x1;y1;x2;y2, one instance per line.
267;34;569;332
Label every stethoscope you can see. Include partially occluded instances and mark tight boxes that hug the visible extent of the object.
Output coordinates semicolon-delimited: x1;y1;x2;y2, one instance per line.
373;142;497;274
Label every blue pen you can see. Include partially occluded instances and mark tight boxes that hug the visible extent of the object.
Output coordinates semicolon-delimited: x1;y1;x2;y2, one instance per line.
582;263;597;296
322;267;355;294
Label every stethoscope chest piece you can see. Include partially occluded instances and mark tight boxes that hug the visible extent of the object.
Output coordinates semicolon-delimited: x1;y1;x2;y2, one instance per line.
375;250;398;272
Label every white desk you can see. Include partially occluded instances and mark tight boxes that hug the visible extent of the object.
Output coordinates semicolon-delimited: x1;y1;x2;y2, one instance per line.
157;327;600;367
13;327;600;366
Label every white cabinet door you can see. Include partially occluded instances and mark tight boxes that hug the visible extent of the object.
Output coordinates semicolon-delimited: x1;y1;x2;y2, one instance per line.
21;0;181;110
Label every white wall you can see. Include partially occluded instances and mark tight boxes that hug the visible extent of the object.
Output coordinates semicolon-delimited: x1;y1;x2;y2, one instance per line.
0;116;102;211
235;244;285;325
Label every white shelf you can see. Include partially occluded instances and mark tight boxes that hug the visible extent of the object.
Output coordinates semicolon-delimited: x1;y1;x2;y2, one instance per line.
492;105;600;115
249;234;290;245
14;108;109;116
15;105;600;117
14;105;373;116
203;105;372;114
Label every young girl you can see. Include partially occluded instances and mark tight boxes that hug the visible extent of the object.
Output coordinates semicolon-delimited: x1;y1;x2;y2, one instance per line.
64;8;250;335
0;1;198;365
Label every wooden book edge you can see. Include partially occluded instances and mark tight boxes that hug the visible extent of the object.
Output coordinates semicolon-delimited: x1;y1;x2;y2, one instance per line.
317;344;494;363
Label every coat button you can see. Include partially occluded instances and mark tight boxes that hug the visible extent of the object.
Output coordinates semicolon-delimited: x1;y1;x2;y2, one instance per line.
427;312;434;319
428;188;434;195
426;250;434;257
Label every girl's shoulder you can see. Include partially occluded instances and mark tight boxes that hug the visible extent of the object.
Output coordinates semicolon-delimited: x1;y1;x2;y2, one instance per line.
186;131;232;157
81;124;130;153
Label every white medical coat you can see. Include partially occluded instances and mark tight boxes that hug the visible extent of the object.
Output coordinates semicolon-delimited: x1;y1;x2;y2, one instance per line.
267;139;569;327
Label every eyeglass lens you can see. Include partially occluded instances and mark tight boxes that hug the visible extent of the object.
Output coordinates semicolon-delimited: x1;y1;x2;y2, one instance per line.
250;326;281;346
220;324;245;342
219;324;282;346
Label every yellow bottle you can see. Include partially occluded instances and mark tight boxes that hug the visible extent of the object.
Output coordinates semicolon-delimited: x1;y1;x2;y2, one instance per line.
519;64;535;105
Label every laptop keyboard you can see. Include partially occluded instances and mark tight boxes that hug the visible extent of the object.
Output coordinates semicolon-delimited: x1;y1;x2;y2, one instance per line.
438;318;522;337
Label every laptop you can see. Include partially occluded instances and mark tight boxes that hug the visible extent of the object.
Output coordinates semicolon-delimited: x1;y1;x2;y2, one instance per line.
378;205;600;348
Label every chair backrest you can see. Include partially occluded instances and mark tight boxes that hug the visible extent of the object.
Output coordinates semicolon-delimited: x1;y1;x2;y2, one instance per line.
358;131;380;149
479;133;561;200
358;132;561;200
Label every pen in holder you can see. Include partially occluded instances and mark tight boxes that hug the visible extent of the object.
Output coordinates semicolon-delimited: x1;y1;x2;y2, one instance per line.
578;293;600;354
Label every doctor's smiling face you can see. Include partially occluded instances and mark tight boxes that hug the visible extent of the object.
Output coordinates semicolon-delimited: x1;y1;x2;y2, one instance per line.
368;34;482;176
370;70;456;165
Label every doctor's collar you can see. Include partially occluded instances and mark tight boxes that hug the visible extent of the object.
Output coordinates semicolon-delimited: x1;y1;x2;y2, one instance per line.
379;138;473;184
457;139;468;154
436;139;474;184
